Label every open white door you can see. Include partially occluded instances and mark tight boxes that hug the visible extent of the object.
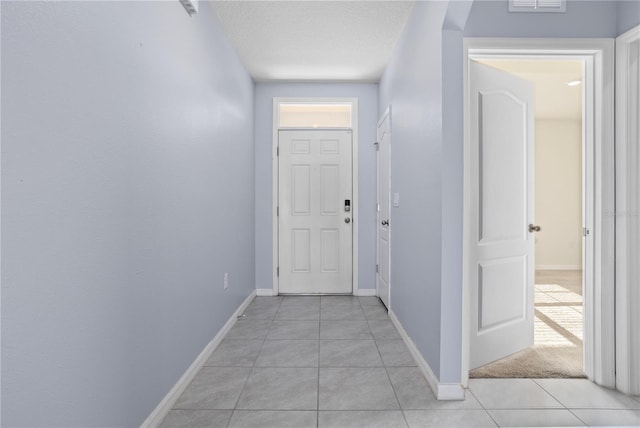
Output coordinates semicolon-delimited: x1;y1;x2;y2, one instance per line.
377;109;391;309
278;129;353;294
469;61;536;369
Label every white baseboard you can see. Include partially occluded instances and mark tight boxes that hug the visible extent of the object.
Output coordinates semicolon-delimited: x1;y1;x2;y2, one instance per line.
388;310;465;401
141;290;257;427
256;288;275;296
354;288;377;297
437;383;466;400
536;265;582;271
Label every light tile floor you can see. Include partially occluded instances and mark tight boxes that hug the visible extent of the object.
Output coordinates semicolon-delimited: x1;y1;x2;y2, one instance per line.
159;296;640;428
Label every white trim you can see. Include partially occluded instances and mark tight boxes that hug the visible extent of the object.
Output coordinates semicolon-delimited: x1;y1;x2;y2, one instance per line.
141;290;257;427
437;384;467;400
354;288;377;297
535;265;582;271
615;25;640;396
462;38;615;389
389;310;465;401
272;97;359;296
256;288;276;297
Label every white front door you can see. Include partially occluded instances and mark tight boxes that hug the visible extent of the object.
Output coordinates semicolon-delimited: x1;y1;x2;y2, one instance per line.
469;61;536;369
377;109;391;309
278;129;353;294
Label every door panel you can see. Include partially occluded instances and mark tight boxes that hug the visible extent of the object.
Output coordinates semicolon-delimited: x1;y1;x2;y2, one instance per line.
470;61;535;369
478;92;528;243
377;110;391;309
292;164;311;215
478;257;527;332
279;130;353;294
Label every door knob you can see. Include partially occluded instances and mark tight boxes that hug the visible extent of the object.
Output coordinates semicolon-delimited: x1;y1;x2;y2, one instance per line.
382;220;389;226
345;217;351;224
528;224;541;233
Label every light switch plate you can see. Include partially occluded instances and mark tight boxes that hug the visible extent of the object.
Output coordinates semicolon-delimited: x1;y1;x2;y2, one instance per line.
393;192;400;207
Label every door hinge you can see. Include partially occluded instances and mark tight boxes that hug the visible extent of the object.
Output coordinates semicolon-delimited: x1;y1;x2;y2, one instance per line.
376;264;379;273
374;142;380;151
276;146;279;156
583;227;590;237
277;266;279;276
277;206;279;216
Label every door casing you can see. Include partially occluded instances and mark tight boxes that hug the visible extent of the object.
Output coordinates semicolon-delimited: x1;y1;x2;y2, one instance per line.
271;97;359;296
615;25;640;396
462;38;615;388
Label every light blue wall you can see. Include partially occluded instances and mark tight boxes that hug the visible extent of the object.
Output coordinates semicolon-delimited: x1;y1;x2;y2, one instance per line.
1;1;255;426
464;0;618;37
440;0;474;384
378;0;450;377
617;0;640;35
254;83;378;292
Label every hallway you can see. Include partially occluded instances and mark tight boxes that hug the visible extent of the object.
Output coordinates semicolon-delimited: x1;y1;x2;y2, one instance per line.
159;296;640;427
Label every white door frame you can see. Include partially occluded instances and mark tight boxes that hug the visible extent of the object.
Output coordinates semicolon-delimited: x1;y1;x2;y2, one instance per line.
615;25;640;396
462;38;615;388
272;97;359;295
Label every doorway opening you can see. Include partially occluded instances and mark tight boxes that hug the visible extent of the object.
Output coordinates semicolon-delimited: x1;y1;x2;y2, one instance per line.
271;98;359;296
462;38;615;389
469;59;586;378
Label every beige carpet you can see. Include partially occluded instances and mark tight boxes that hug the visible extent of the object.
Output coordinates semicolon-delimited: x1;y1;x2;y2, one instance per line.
469;345;585;378
470;270;586;379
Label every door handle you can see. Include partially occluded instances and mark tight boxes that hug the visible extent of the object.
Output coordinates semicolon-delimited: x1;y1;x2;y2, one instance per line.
528;224;541;233
381;220;389;226
345;217;351;224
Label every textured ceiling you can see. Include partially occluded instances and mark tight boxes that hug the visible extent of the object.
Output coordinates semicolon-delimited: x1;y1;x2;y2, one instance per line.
210;1;416;82
478;60;583;120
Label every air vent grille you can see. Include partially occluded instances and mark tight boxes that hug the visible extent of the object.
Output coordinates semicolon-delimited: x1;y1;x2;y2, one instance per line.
179;0;198;16
509;0;566;13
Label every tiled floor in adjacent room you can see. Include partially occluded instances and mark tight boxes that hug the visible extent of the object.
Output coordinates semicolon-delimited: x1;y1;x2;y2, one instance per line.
159;296;640;428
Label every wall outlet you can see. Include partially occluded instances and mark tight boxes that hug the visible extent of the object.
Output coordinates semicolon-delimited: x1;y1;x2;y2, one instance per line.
223;272;229;290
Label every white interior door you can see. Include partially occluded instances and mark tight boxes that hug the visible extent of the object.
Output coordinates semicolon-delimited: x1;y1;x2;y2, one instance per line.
377;110;391;309
278;129;353;294
469;61;536;369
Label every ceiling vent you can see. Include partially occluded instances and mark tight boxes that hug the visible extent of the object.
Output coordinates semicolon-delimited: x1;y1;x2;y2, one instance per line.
509;0;566;13
179;0;198;16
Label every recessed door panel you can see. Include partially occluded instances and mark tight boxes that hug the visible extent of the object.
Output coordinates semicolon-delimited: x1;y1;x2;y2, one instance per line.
292;139;311;154
291;165;310;216
478;257;527;332
320;139;340;154
478;91;527;244
321;229;339;272
320;165;339;215
291;229;310;273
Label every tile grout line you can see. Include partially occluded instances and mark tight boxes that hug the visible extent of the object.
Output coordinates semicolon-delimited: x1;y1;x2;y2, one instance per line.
531;378;571;409
226;298;282;427
466;385;500;427
367;299;410;427
531;379;590;427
